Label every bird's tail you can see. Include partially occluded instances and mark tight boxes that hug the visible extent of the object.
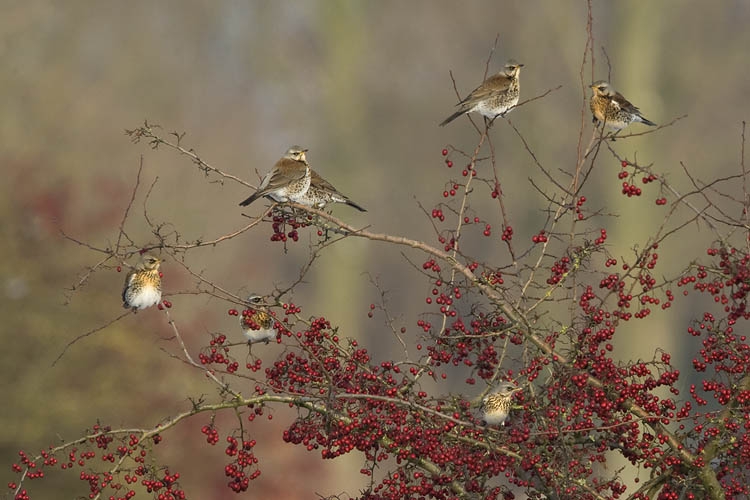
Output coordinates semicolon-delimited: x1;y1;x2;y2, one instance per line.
439;109;466;127
345;199;367;212
239;191;262;207
639;116;657;127
328;191;366;212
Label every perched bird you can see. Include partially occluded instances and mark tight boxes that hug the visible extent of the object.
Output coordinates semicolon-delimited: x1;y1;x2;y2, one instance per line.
480;383;522;426
122;254;162;311
240;294;276;345
238;146;311;207
439;59;524;127
589;80;656;131
297;169;366;212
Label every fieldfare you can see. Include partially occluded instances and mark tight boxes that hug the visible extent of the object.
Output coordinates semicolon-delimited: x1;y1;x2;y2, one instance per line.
590;80;656;131
240;294;276;345
439;59;524;126
297;169;366;212
239;146;311;206
122;254;162;311
480;382;522;426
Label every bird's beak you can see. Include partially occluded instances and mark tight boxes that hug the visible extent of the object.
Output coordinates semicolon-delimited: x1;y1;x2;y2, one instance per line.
510;387;522;394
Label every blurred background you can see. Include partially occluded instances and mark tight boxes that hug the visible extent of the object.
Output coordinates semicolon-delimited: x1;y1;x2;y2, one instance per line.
2;1;749;498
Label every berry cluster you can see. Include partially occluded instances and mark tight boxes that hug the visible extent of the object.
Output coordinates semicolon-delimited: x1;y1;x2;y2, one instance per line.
269;209;311;243
10;425;184;500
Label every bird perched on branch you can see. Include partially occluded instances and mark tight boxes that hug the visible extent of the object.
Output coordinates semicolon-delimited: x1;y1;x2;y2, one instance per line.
480;382;522;426
240;294;276;345
298;170;366;212
439;59;524;127
589;80;656;131
122;254;162;311
239;146;311;206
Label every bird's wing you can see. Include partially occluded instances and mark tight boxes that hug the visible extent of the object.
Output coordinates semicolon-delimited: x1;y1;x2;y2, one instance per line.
612;91;642;115
122;270;135;301
310;169;340;193
262;158;308;192
459;73;512;106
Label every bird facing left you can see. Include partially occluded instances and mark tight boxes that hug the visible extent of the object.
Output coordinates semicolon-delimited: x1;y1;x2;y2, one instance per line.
122;254;162;311
589;80;656;131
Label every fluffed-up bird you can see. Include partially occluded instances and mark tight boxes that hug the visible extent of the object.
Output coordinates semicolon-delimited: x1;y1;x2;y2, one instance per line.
122;254;162;311
480;382;522;426
240;294;276;344
297;170;366;212
439;59;524;127
589;80;656;131
238;146;311;206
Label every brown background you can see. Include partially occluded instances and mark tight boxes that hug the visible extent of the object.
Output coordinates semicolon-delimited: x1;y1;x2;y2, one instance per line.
1;1;749;497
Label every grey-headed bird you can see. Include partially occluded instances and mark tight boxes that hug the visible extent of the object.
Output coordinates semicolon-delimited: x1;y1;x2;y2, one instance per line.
440;59;524;126
480;383;522;426
239;146;311;206
122;254;162;311
590;80;656;131
240;294;276;344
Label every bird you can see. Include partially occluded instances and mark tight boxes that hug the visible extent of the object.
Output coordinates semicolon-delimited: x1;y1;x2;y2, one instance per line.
480;383;522;426
297;169;366;212
439;59;524;127
238;146;311;207
122;254;162;311
589;80;656;131
240;294;276;345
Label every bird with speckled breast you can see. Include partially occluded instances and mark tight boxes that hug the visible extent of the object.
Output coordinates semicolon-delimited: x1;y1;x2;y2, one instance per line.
589;80;656;131
240;294;276;345
239;146;311;207
440;59;524;126
480;382;522;426
122;254;162;311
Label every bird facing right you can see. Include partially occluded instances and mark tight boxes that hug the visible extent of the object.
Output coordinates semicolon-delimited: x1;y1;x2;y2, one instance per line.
589;80;656;131
238;146;311;207
240;294;276;344
122;254;162;311
439;59;524;127
480;382;522;426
